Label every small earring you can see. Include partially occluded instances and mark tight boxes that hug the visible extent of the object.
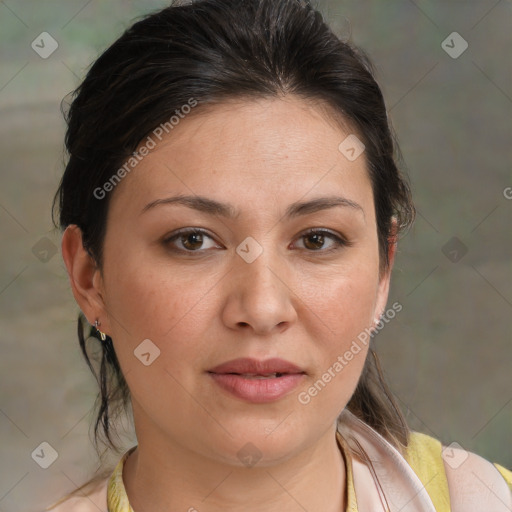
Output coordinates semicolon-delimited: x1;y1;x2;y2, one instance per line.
94;319;107;341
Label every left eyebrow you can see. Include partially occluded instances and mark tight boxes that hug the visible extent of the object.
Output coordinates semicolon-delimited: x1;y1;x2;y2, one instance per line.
140;194;364;220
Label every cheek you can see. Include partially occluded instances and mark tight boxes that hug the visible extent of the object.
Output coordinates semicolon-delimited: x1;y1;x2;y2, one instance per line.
101;246;219;370
294;259;378;405
101;253;217;420
298;255;379;336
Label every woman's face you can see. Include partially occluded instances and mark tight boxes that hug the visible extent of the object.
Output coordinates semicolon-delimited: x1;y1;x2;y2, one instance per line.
74;96;393;466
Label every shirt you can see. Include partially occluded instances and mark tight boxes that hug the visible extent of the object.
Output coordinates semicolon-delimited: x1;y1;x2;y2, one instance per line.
105;432;512;511
47;411;512;511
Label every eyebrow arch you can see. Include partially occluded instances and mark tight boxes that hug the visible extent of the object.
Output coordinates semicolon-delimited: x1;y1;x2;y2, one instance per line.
140;194;364;219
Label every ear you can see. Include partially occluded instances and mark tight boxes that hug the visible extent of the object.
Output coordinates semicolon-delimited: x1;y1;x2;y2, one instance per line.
61;225;110;334
373;218;398;320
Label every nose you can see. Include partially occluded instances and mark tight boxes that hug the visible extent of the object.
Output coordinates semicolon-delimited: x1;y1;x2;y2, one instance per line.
221;245;298;336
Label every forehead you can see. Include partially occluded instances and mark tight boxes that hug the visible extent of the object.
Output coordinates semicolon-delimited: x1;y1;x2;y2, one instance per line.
109;96;372;216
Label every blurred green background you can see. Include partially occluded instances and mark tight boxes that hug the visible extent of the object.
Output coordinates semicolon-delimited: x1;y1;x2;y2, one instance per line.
0;1;511;510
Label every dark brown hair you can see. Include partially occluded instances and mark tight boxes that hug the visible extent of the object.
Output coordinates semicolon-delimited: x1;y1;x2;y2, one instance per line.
53;0;415;473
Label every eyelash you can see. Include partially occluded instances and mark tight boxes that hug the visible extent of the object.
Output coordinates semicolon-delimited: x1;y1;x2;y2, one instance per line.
162;228;351;255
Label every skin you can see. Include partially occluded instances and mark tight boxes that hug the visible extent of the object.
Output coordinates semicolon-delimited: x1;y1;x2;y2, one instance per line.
62;95;396;512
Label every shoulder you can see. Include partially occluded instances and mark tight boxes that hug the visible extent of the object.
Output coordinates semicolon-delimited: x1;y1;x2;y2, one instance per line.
441;442;512;511
404;431;512;511
44;476;109;512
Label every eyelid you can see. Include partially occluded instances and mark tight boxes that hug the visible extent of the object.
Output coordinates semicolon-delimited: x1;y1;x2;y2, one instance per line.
162;227;219;247
299;228;352;246
293;228;352;253
162;227;352;253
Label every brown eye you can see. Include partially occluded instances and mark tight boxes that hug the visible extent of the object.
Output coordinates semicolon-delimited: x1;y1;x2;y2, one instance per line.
181;232;204;251
295;229;349;252
303;232;326;250
164;229;219;253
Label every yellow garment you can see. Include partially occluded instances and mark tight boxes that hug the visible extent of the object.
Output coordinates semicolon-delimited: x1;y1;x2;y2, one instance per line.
108;446;136;512
106;432;512;512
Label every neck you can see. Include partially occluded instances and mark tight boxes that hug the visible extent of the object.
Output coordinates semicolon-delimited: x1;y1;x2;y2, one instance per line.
123;419;346;512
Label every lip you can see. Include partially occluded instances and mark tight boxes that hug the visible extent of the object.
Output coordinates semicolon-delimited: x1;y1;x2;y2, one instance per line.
207;358;306;404
208;357;305;375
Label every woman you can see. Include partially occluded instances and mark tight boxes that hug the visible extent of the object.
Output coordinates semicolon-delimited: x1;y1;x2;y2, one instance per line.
47;0;512;510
